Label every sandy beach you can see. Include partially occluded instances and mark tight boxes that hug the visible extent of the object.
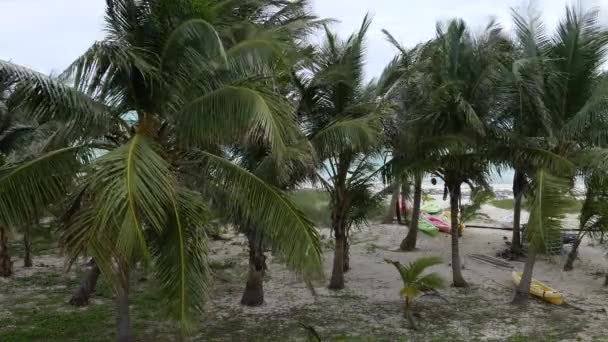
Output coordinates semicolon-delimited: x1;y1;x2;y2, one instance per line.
202;201;608;341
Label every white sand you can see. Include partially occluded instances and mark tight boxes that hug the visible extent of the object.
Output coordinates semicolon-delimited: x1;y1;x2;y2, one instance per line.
207;202;608;340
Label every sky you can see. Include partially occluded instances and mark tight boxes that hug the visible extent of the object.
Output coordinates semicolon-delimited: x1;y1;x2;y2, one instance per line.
1;0;607;78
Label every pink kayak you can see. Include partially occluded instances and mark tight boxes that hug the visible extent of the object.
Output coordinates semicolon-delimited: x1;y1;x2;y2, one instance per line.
427;216;450;233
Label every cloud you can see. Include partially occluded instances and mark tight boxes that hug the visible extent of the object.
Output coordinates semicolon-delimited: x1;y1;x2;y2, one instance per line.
0;0;105;73
312;0;608;78
1;0;607;78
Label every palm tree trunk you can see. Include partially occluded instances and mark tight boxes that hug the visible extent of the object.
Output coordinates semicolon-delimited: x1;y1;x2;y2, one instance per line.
115;264;131;342
400;175;421;251
563;236;582;271
69;260;101;306
329;202;346;290
382;183;400;224
0;226;12;277
404;305;417;330
23;225;32;268
241;233;266;306
395;196;403;224
343;229;350;273
449;182;467;287
329;229;345;290
511;171;525;255
512;248;537;304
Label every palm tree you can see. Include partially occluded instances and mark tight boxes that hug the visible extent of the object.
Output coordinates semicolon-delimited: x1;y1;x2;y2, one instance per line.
512;169;571;304
0;78;43;276
385;256;444;329
394;19;511;286
294;15;388;290
375;36;443;251
0;0;323;339
504;5;608;272
229;140;316;306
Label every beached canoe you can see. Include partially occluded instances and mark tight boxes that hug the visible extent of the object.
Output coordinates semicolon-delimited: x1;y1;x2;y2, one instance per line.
421;202;442;214
511;271;564;305
418;219;439;236
427;216;450;233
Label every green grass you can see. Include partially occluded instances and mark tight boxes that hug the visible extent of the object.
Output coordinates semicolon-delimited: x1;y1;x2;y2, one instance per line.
489;197;583;214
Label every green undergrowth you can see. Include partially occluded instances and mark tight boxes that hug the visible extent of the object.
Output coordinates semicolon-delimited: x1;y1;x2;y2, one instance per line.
290;189;391;228
489;197;582;214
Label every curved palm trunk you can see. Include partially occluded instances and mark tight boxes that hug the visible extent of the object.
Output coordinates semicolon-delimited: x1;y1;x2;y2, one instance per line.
511;171;525;255
0;226;12;277
23;225;32;268
382;183;400;224
69;260;101;306
329;204;346;290
449;182;467;287
512;248;537;304
563;235;583;271
115;263;131;342
400;175;421;251
241;232;266;306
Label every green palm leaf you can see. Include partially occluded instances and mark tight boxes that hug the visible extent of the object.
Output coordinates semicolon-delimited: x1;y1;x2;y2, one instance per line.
0;60;111;136
150;187;211;332
178;85;294;157
0;146;82;227
184;150;323;277
526;169;571;250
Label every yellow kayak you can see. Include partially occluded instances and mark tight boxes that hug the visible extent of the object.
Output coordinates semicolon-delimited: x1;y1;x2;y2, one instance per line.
511;271;564;305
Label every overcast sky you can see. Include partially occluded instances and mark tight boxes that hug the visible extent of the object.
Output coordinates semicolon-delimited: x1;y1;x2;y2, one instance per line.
1;0;607;78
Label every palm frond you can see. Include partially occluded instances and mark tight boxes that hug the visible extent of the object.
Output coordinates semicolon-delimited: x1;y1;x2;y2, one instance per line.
0;146;82;227
0;60;111;138
150;187;211;333
185;150;323;277
178;85;294;157
526;169;571;250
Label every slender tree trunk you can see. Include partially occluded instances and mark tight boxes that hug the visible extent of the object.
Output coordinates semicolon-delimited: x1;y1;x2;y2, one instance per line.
511;171;525;255
382;183;400;224
23;225;32;268
343;229;350;273
512;248;537;304
395;197;403;225
400;175;422;251
449;182;467;287
69;260;101;306
329;203;346;290
404;304;417;330
115;264;131;342
329;230;345;290
563;237;582;271
241;233;266;306
604;273;608;287
0;226;12;277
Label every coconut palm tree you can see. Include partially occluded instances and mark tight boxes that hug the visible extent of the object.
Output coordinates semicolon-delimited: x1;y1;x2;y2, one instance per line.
385;256;444;329
228;139;316;306
294;15;388;290
512;169;572;304
64;0;325;308
0;78;47;276
502;6;608;273
0;0;323;339
375;34;446;251
394;19;511;287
